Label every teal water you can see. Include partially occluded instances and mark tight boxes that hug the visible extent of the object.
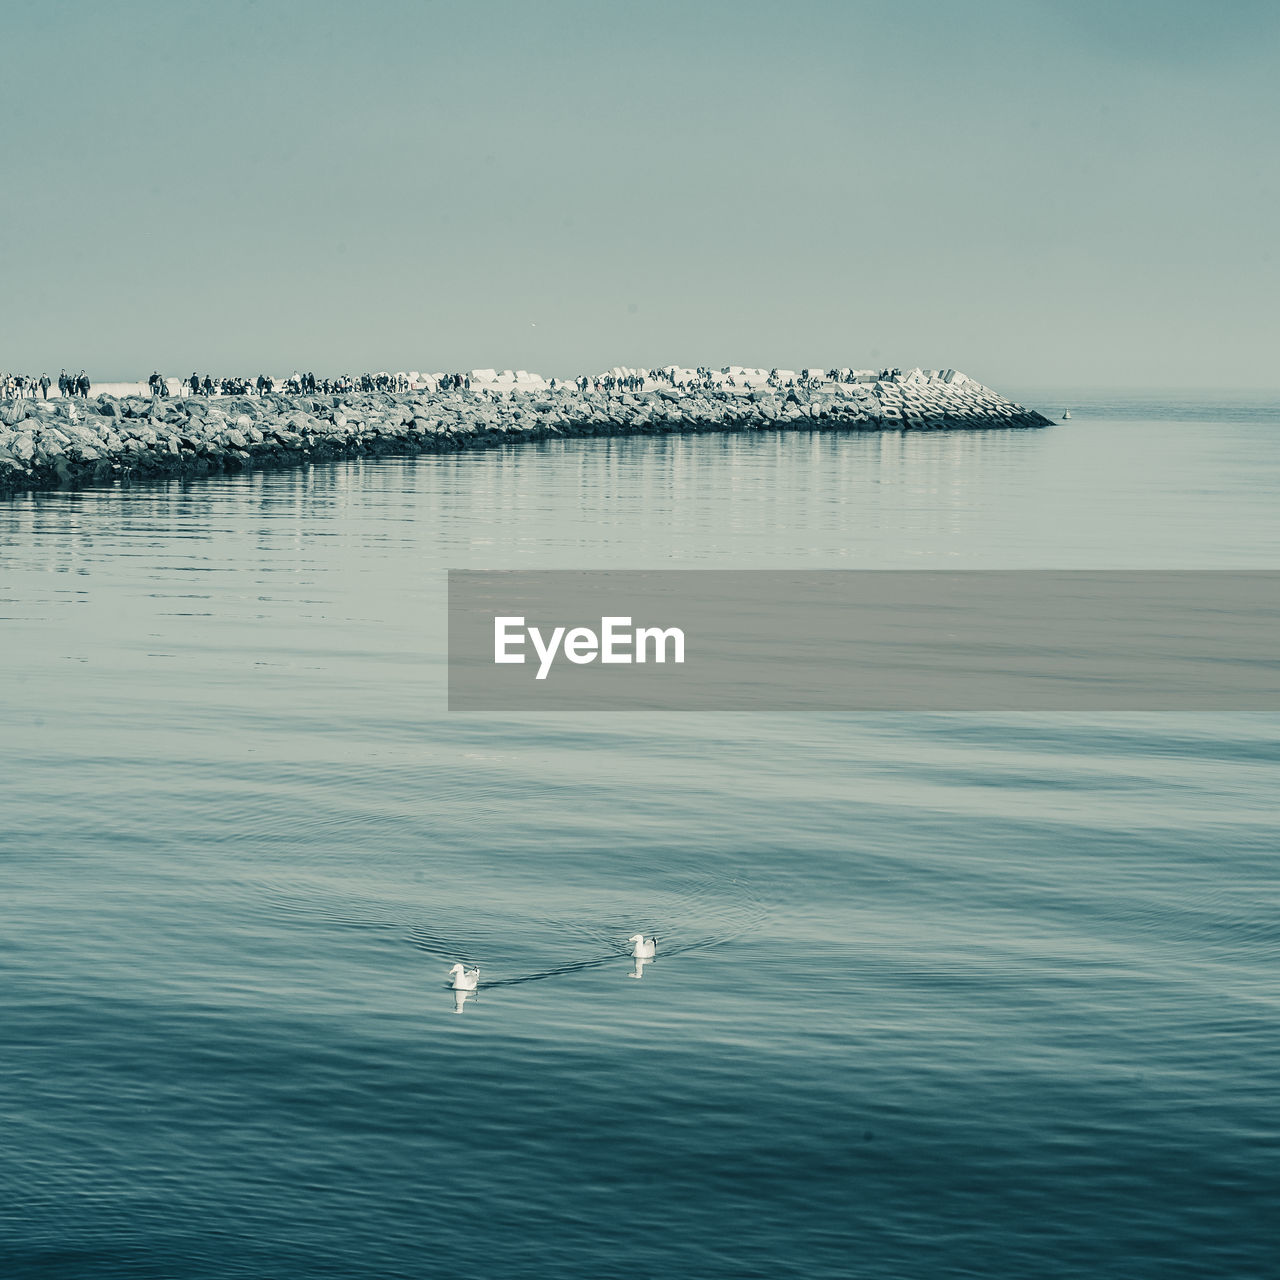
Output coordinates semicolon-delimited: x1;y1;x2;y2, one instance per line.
3;397;1278;1278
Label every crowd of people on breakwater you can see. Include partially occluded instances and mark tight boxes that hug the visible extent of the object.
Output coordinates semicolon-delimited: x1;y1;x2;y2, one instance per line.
558;367;910;394
179;370;420;397
5;363;918;404
600;366;907;392
2;370;92;399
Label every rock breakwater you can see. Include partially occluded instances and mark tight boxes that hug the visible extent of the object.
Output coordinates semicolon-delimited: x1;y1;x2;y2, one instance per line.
0;369;1051;498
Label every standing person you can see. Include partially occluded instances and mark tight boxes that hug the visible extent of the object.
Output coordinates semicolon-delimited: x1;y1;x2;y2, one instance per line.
77;370;90;398
40;373;51;399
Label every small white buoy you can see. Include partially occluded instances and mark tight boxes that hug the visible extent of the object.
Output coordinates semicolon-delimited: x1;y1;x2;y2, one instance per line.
1062;411;1072;420
628;933;657;960
448;963;479;991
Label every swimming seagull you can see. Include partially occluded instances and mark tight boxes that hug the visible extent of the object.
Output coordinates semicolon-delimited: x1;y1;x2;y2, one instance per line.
628;933;657;960
448;963;479;991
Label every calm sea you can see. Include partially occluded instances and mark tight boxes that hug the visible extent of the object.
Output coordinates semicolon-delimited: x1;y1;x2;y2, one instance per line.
2;393;1277;1278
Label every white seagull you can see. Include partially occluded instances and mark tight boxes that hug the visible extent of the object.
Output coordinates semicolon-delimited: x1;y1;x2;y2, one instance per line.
448;963;479;991
628;933;657;960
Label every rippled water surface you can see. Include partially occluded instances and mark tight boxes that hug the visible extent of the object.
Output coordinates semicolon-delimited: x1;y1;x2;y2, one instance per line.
3;395;1278;1278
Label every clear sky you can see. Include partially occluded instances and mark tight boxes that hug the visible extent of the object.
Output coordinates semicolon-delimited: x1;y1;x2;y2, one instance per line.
2;0;1276;386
